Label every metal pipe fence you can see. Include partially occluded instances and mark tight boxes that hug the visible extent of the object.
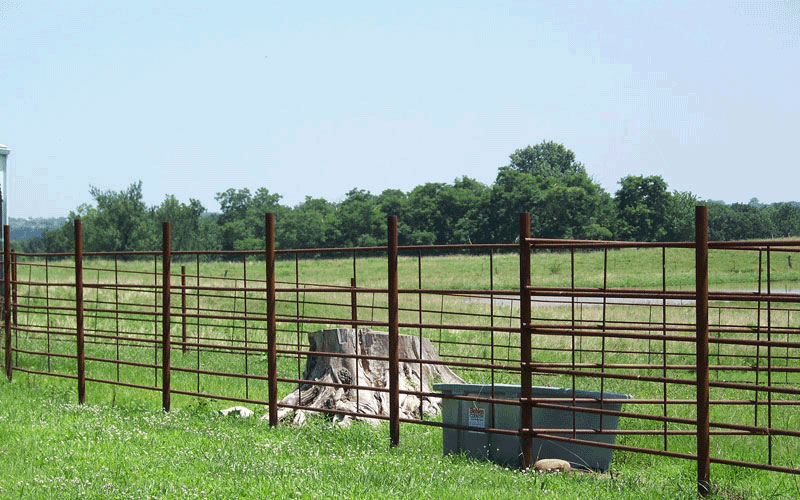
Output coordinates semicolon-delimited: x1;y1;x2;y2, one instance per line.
1;209;799;496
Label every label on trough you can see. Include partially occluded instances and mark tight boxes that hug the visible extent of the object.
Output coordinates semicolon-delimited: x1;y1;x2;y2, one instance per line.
468;407;485;428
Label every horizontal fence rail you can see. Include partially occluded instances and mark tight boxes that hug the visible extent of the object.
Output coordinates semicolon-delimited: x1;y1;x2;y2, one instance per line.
2;210;799;496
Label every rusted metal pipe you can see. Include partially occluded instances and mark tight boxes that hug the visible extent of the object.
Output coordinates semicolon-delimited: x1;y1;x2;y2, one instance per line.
161;222;172;412
3;225;11;381
11;252;17;327
181;265;187;354
74;220;85;404
696;205;710;496
266;213;278;426
388;215;400;447
350;277;358;331
519;212;533;469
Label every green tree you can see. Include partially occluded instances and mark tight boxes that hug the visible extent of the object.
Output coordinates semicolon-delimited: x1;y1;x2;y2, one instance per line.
241;188;286;249
41;214;80;252
335;189;383;246
375;189;412;244
614;175;671;241
85;182;150;251
282;197;340;249
149;195;209;251
665;190;698;241
707;202;774;241
486;143;613;242
214;188;285;250
436;177;490;244
730;203;774;239
508;141;587;179
37;182;149;252
707;202;736;241
537;174;614;240
215;188;253;250
764;203;800;237
484;167;544;243
405;182;447;245
196;214;222;251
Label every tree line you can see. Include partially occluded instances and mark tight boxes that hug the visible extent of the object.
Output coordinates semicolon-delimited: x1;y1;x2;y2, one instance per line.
8;217;66;241
16;141;800;253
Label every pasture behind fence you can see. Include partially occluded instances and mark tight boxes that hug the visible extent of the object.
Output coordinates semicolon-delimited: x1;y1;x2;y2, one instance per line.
2;208;800;496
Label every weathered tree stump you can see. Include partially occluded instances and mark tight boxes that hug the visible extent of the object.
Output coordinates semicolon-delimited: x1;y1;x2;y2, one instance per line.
264;328;464;425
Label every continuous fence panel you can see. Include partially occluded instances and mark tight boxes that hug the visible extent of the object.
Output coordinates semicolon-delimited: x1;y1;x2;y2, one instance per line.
1;210;799;496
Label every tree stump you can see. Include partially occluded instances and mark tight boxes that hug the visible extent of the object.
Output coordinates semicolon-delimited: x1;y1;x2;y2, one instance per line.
265;328;465;425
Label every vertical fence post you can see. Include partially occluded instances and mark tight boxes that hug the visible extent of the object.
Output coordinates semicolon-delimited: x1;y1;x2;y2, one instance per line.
74;219;85;404
162;222;172;412
695;205;711;496
388;215;400;447
181;265;187;354
4;225;12;381
11;252;17;327
519;213;533;469
350;277;358;331
266;213;278;426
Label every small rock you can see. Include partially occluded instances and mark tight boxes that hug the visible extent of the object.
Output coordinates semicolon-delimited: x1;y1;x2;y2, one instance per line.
219;406;253;418
533;458;571;473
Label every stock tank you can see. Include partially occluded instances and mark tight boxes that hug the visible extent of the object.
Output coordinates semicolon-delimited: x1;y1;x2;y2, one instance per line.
433;383;632;471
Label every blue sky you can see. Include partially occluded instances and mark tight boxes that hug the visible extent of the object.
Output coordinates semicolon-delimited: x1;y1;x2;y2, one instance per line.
1;1;799;217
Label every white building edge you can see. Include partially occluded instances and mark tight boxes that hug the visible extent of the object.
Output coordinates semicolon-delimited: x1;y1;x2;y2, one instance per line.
0;144;8;244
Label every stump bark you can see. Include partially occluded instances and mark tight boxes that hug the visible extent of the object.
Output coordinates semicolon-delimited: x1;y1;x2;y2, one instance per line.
265;328;464;425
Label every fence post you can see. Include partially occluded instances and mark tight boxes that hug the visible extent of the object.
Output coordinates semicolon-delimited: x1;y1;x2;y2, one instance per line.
266;213;278;426
74;219;85;404
350;277;358;331
519;213;533;469
388;215;400;447
181;265;187;354
695;205;710;496
162;222;172;412
4;225;12;381
11;252;17;327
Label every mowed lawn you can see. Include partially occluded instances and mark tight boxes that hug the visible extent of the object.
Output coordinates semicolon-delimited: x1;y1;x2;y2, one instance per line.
1;247;799;498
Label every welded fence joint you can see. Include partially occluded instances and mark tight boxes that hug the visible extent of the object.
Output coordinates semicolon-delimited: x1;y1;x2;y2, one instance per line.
696;205;711;496
162;222;172;412
4;225;12;381
519;212;533;469
74;219;86;404
388;215;400;447
266;213;278;426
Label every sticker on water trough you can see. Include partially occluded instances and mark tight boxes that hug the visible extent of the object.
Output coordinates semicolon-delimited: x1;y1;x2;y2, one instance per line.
468;407;485;428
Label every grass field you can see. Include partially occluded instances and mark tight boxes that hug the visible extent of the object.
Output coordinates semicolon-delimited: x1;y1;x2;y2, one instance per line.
1;246;799;498
4;380;800;500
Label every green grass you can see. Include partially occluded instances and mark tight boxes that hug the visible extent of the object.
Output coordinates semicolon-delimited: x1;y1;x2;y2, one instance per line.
2;380;798;499
2;247;800;498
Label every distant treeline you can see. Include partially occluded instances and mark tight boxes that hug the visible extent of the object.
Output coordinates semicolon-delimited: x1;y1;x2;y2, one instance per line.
14;141;800;253
9;217;67;241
